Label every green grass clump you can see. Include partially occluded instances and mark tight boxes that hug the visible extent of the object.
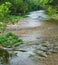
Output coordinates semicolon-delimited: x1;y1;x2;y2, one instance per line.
0;32;23;47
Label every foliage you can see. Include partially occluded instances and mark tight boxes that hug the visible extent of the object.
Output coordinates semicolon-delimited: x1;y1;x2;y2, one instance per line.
0;2;12;33
0;22;7;33
37;0;58;15
0;2;23;33
0;2;12;20
47;6;56;15
0;0;58;19
0;0;41;15
13;0;29;15
0;32;23;47
0;0;58;16
1;0;29;15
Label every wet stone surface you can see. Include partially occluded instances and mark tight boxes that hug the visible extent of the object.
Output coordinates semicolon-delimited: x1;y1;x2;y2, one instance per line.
0;42;58;65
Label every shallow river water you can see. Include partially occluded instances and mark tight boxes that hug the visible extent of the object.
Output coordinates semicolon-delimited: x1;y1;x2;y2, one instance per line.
0;10;58;65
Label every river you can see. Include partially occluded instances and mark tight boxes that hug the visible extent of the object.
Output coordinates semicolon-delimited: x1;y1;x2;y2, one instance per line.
0;10;58;65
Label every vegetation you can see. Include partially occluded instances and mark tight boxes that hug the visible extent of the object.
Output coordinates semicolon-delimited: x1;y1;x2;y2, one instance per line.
0;32;23;47
0;0;58;47
38;0;58;15
0;2;26;33
0;0;58;17
0;2;11;21
0;2;11;33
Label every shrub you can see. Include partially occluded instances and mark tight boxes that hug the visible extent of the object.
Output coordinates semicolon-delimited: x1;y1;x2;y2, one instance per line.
0;2;12;20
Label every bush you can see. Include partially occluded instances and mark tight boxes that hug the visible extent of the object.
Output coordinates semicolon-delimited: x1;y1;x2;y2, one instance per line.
0;32;23;47
0;2;12;20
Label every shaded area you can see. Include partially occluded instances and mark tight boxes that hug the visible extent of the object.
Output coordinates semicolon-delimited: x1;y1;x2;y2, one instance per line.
0;49;10;65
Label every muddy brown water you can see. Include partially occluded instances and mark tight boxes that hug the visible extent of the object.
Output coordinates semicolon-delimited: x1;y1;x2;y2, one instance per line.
0;10;58;65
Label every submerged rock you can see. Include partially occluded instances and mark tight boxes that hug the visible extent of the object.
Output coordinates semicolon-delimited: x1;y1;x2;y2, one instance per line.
30;41;58;59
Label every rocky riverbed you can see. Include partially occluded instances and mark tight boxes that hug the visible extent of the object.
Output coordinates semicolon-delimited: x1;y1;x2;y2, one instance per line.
0;10;58;65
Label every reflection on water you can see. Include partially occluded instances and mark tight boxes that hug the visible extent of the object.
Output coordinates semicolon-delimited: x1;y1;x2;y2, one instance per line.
0;49;9;65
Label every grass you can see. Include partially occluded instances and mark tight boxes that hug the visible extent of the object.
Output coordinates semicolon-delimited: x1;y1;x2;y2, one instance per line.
0;32;24;47
8;15;27;24
51;14;58;20
0;15;27;24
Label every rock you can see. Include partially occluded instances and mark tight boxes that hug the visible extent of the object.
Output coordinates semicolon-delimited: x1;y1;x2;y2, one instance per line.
41;41;50;47
35;52;47;58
